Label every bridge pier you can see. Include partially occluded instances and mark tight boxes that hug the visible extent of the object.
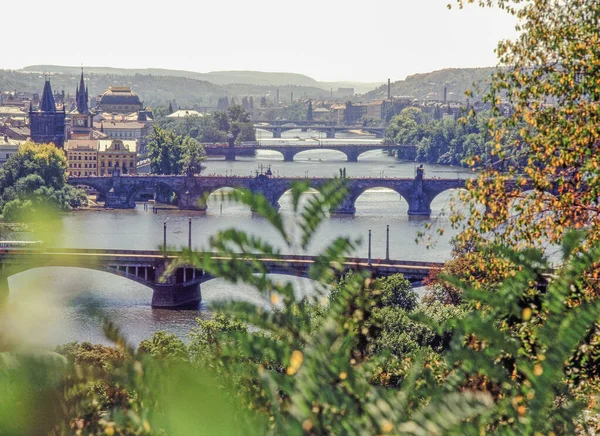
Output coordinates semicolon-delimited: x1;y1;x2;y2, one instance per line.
273;128;282;139
282;150;295;162
403;168;432;216
151;263;202;308
326;128;336;139
330;195;357;214
178;191;208;211
105;189;136;209
224;149;237;161
151;282;202;308
346;150;359;163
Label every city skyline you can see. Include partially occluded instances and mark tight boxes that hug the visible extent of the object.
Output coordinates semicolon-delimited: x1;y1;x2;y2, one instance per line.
3;0;518;83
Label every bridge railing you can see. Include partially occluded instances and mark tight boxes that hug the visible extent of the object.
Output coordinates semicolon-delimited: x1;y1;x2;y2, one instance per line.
7;247;444;269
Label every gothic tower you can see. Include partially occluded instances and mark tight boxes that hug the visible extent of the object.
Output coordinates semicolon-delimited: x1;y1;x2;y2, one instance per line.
29;78;66;147
68;69;94;139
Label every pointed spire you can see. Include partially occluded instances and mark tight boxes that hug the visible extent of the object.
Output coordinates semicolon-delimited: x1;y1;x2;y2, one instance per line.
40;78;57;112
75;68;89;114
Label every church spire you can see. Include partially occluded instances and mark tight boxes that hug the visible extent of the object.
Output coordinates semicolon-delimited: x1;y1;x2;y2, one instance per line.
76;68;89;114
39;78;57;112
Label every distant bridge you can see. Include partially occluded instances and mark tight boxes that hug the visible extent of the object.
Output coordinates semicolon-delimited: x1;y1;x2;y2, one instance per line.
202;142;398;162
253;122;386;138
68;171;467;216
0;247;442;308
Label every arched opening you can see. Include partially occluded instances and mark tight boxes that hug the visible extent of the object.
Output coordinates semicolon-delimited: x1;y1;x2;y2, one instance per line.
354;187;408;216
430;188;473;217
255;149;285;161
154;182;178;205
205;187;252;216
352;149;393;162
293;149;348;162
277;187;321;215
5;266;156;346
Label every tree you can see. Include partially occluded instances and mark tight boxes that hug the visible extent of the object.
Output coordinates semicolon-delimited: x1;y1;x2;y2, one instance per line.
306;100;313;121
452;0;600;252
181;137;206;176
147;126;184;175
227;105;250;123
0;142;87;218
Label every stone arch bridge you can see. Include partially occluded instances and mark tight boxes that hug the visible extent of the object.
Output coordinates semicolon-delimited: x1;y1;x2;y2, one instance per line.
203;142;398;162
68;172;467;216
254;123;386;139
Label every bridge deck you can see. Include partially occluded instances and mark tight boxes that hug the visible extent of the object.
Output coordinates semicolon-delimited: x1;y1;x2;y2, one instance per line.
0;247;442;277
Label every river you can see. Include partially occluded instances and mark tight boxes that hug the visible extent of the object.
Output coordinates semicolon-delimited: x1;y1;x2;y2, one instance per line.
5;131;476;347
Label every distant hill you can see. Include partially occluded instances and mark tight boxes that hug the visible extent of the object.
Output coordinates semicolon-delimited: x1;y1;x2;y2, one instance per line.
2;66;498;108
21;65;381;95
363;67;498;101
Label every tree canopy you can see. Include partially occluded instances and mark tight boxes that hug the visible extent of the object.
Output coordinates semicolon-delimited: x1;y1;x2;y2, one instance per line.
0;142;87;220
146;126;206;175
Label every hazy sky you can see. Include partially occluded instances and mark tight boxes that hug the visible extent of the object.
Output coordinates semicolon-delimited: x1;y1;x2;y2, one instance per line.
4;0;517;83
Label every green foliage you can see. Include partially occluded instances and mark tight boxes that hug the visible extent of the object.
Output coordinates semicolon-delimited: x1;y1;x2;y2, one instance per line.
0;142;87;219
376;273;418;310
386;107;523;167
156;105;255;146
146;126;206;175
138;331;189;361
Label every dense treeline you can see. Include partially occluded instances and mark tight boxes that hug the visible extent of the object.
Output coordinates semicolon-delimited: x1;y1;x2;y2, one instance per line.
0;143;87;220
155;105;256;145
386;107;523;167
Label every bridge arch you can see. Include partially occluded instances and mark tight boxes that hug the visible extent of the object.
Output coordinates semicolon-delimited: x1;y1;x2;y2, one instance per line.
293;148;353;162
4;263;157;289
203;186;253;214
276;187;322;213
354;187;409;215
429;188;471;215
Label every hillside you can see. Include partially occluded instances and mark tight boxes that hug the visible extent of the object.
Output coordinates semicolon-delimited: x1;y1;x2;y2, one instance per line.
21;65;380;95
2;66;499;108
1;70;337;108
363;67;498;101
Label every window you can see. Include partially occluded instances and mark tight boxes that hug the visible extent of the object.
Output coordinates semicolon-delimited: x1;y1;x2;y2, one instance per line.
129;162;133;168
93;155;96;160
108;161;112;167
84;156;88;160
78;163;81;168
101;162;105;167
78;155;82;160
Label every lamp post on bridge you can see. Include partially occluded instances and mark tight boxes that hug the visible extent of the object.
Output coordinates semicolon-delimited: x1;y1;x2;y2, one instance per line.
368;229;372;265
188;217;192;251
386;224;390;261
163;221;167;258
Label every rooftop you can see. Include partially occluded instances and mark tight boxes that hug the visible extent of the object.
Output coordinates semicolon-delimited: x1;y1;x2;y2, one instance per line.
167;109;204;118
98;139;137;153
98;87;142;107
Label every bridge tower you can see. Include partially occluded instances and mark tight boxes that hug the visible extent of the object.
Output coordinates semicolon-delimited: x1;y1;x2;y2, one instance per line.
406;166;431;216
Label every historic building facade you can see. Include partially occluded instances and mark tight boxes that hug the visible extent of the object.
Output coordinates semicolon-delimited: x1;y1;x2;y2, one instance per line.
97;139;137;176
65;139;98;176
29;79;65;147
